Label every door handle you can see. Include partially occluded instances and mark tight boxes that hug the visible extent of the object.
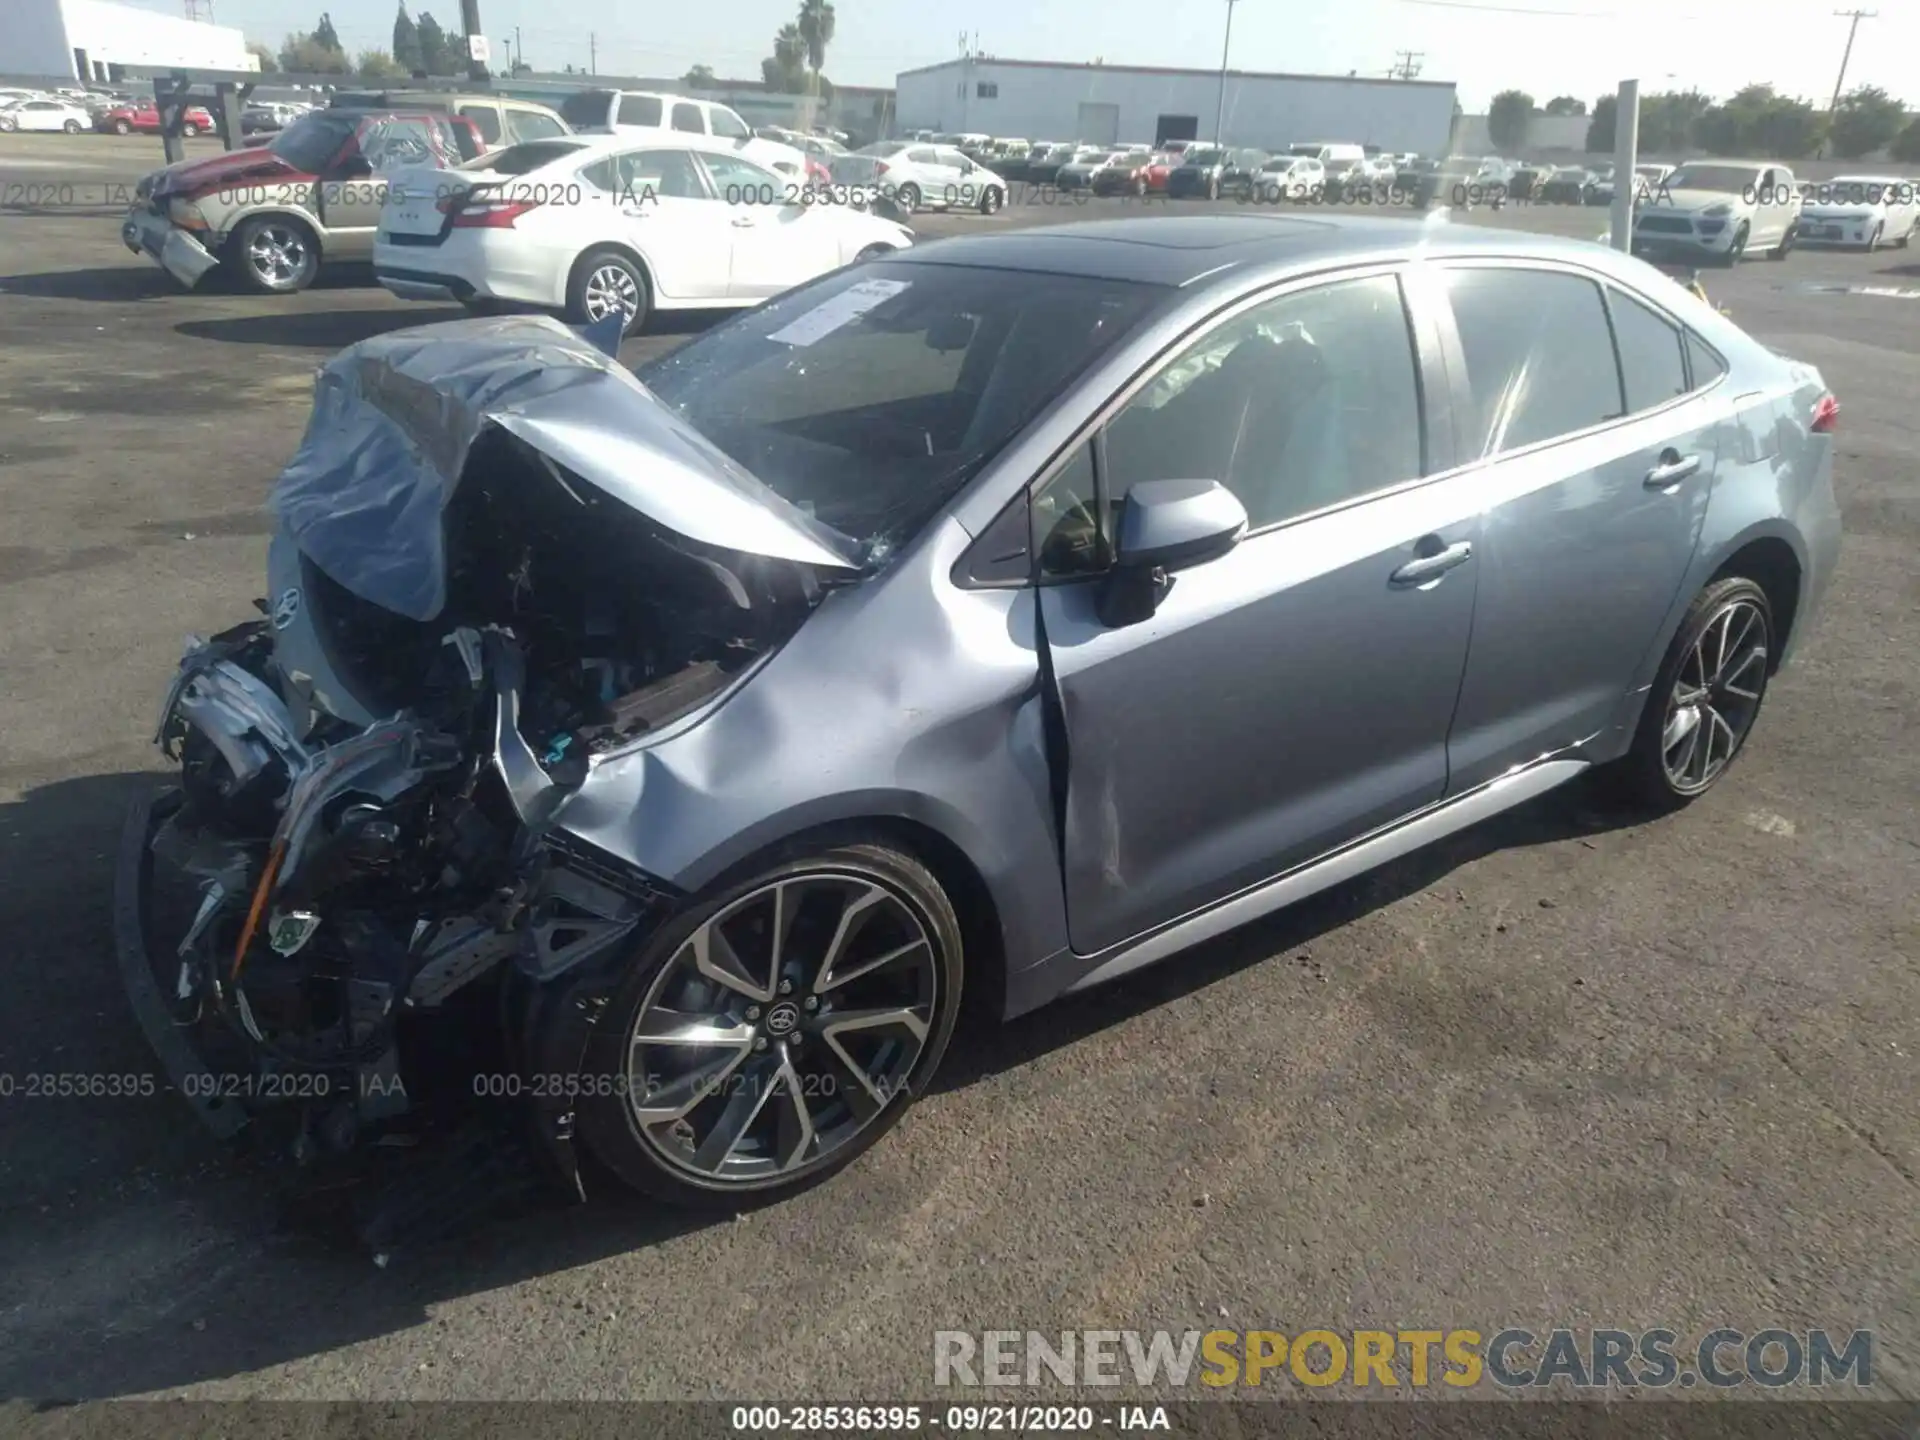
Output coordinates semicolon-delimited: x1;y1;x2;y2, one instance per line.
1644;452;1700;488
619;207;650;219
731;215;756;228
1390;539;1473;586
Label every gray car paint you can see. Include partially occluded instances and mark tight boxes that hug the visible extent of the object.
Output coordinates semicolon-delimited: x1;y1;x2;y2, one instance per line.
283;214;1842;1023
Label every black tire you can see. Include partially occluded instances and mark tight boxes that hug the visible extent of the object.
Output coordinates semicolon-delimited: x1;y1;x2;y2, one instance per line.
114;118;131;135
1722;222;1749;267
1867;223;1883;252
1898;220;1915;249
1604;576;1774;812
0;117;14;134
1766;224;1794;261
230;214;319;294
565;246;649;335
978;184;1002;215
181;122;198;138
895;182;921;215
63;119;83;134
577;838;965;1208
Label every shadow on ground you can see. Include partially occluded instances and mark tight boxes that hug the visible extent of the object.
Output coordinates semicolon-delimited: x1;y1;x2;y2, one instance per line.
0;767;1643;1400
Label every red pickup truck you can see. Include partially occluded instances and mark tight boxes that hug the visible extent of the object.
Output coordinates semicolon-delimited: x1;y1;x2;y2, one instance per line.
96;101;217;137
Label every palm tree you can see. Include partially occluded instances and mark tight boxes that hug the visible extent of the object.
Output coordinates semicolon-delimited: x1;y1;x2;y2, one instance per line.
771;22;806;91
796;0;834;97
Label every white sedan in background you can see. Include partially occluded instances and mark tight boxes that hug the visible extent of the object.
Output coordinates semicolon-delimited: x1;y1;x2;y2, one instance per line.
374;134;914;334
0;97;92;133
1796;175;1919;250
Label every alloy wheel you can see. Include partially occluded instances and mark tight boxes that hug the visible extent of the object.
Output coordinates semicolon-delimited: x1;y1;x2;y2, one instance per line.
581;262;639;324
247;223;309;288
1659;597;1769;795
625;871;941;1185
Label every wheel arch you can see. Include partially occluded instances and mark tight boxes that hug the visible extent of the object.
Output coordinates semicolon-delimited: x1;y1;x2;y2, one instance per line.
224;207;326;258
568;240;656;303
1707;532;1802;673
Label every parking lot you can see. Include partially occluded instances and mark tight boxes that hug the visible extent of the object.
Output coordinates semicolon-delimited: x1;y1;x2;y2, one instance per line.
1;129;1917;1404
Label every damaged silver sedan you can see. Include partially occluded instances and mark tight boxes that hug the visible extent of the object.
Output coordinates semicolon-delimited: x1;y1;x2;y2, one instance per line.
122;218;1840;1222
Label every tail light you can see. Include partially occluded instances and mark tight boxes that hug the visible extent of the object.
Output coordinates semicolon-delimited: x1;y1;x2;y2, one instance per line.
441;193;539;229
805;158;831;185
1810;393;1839;433
873;160;889;176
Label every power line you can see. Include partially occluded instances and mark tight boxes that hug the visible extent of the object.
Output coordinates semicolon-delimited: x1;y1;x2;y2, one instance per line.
1389;49;1424;79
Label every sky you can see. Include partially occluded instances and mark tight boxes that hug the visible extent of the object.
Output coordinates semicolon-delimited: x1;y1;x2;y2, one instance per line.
128;0;1920;113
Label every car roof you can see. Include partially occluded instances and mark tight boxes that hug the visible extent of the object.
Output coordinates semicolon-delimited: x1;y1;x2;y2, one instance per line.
494;130;770;162
889;213;1632;288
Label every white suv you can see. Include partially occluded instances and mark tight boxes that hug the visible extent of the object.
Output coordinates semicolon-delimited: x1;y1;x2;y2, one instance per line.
558;88;809;180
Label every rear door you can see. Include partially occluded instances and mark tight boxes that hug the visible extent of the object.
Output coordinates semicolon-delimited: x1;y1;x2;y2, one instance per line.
1037;267;1482;956
1433;262;1718;792
610;146;733;301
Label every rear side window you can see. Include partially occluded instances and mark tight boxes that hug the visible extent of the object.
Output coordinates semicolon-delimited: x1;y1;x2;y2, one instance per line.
1444;268;1623;456
908;147;937;164
478;139;586;175
559;90;616;128
671;102;705;134
1607;287;1688;413
1686;333;1728;389
616;93;663;127
457;103;501;145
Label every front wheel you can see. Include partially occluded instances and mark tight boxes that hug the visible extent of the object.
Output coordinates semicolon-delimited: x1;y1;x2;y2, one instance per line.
1766;224;1794;260
894;182;921;215
1867;223;1884;252
1605;577;1773;811
113;118;131;135
181;122;198;138
577;839;965;1207
978;185;1002;215
63;119;83;134
231;215;319;293
566;246;649;335
1722;222;1749;266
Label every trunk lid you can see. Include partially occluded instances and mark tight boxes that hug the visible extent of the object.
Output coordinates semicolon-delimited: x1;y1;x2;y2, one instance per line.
271;314;864;622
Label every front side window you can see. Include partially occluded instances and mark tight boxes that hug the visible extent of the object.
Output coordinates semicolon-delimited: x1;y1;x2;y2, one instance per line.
1102;274;1424;531
638;264;1162;558
616;148;709;201
1443;267;1622;457
1607;287;1688;414
671;101;705;134
699;152;780;193
709;106;750;140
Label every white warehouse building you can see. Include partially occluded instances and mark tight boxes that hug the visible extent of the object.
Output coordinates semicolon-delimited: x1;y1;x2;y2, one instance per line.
895;57;1457;156
1;0;259;85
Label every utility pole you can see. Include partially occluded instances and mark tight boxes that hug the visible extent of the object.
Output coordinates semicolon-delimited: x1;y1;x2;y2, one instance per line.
458;0;488;82
1390;50;1423;81
589;33;596;75
1214;0;1238;144
514;25;522;71
1827;9;1874;113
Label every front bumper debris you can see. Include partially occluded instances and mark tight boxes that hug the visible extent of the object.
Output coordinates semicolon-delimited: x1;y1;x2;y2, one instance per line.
123;207;220;288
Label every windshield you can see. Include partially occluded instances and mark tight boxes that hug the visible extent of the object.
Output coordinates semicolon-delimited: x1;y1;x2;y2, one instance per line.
270;111;359;171
1829;177;1895;202
1664;164;1761;193
1184;147;1226;165
637;263;1164;558
860;141;910;156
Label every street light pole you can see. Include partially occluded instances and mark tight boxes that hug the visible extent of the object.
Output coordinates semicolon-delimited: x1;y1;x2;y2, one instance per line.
1214;0;1238;144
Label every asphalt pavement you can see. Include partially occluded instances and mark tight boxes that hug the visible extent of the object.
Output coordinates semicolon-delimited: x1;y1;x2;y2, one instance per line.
0;131;1916;1405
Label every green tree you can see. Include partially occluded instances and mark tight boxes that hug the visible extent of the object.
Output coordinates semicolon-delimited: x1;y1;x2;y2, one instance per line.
415;11;448;72
1585;93;1616;152
761;23;806;92
796;0;835;95
279;31;350;73
1544;95;1586;116
684;64;717;88
392;2;422;73
1638;89;1711;153
357;47;407;80
245;40;278;72
1893;116;1920;164
1487;89;1534;151
314;12;341;51
1829;85;1905;159
1697;85;1825;159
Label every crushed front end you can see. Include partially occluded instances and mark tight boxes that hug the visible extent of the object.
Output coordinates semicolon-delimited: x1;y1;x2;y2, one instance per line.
117;314;859;1239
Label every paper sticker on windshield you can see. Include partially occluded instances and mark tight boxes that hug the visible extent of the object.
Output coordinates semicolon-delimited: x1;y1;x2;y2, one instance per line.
768;278;911;347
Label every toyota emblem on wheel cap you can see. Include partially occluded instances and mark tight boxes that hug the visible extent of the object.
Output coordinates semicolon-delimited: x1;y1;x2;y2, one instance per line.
764;1001;800;1036
271;587;301;630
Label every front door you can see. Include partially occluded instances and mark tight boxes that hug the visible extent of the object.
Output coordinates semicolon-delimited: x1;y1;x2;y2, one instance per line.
612;147;734;301
1434;263;1717;792
1037;270;1481;957
696;151;840;299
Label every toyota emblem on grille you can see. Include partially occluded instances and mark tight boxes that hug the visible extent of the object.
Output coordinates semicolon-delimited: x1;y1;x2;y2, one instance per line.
271;587;301;630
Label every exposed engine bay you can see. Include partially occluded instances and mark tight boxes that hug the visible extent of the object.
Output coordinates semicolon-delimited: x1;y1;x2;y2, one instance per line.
117;316;858;1244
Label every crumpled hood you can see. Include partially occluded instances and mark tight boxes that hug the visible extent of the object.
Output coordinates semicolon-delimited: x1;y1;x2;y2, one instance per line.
154;146;305;198
270;313;863;622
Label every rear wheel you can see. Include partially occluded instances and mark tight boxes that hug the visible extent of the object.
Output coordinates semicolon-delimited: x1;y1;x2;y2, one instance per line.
63;119;83;134
895;182;921;215
566;247;649;335
1765;223;1794;260
114;118;131;135
231;215;319;294
1605;577;1774;811
181;122;199;138
978;185;1002;215
577;838;964;1207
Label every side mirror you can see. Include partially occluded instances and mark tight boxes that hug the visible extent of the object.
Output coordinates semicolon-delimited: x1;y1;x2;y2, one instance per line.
1097;479;1248;627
